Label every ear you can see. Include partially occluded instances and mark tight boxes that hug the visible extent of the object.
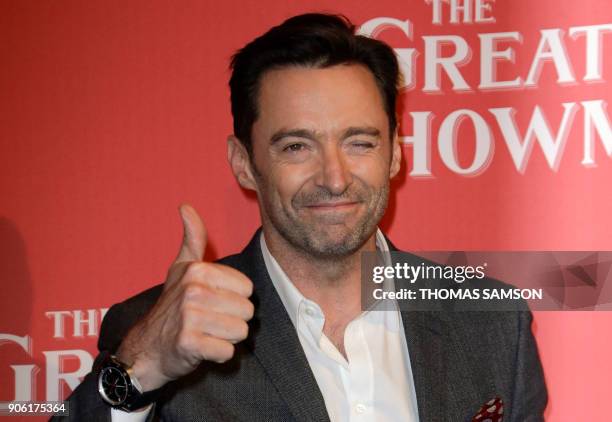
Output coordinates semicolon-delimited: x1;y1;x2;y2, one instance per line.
227;135;258;192
389;128;402;178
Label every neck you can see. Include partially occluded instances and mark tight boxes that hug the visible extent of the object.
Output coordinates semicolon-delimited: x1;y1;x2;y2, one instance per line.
262;225;377;317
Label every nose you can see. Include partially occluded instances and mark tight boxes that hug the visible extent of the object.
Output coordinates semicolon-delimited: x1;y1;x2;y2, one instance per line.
314;144;353;195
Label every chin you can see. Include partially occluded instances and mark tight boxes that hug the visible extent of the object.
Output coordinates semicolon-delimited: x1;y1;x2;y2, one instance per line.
302;231;369;259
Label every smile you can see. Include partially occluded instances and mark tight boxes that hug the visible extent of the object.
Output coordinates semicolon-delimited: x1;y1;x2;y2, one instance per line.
304;201;361;211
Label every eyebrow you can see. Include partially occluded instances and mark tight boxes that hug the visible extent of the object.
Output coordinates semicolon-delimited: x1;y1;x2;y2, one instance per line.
270;128;319;145
269;126;382;145
342;126;381;139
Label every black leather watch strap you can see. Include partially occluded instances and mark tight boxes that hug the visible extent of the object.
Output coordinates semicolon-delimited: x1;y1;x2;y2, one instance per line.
120;386;164;412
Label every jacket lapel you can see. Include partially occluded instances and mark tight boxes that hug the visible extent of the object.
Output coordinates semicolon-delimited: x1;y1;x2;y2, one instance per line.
401;308;501;421
389;238;498;421
236;230;331;422
388;237;449;421
400;310;447;422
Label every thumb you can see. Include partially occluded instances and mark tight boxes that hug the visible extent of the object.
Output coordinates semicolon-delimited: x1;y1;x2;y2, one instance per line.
175;203;207;263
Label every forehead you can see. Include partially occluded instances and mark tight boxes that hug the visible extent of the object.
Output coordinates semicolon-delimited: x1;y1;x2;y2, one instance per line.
252;64;389;141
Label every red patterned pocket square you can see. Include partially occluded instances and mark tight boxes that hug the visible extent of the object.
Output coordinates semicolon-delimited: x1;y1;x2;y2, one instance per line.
472;397;504;421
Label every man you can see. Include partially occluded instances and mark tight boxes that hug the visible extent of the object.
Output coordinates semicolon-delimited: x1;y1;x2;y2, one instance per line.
60;13;547;421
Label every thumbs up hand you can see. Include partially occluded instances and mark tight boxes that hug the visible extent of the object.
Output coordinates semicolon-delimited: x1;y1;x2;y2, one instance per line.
115;204;254;392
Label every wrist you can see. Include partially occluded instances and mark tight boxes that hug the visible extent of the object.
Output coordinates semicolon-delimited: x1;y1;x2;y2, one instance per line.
115;348;169;392
127;354;170;392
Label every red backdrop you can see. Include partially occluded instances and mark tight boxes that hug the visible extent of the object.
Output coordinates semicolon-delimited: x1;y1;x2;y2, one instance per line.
1;0;611;420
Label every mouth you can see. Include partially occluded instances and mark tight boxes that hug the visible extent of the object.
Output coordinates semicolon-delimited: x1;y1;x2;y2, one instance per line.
303;201;361;211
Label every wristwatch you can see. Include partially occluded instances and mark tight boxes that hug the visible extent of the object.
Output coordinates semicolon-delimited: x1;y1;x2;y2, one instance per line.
97;352;161;411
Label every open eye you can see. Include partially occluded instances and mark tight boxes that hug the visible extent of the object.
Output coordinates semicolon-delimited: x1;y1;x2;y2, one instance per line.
283;143;306;153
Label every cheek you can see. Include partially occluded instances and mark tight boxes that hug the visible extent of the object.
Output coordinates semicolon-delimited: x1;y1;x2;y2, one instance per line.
350;155;390;187
267;164;314;204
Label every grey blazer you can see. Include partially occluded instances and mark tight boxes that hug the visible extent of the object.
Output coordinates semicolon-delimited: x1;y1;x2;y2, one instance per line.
58;230;547;421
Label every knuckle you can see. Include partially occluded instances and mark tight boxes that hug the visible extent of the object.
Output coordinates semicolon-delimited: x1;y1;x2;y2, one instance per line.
246;300;255;320
183;282;205;300
242;278;254;297
237;320;249;340
179;303;206;330
221;265;253;296
177;330;196;353
183;283;215;305
185;261;208;280
216;342;235;363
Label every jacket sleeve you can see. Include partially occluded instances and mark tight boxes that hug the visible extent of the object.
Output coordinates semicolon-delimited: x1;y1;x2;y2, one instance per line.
51;285;164;422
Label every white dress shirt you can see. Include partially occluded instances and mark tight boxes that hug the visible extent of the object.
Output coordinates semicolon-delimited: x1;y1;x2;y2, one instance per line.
112;229;419;421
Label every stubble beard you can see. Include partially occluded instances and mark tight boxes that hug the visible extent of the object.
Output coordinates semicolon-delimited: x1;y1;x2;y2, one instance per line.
261;181;389;261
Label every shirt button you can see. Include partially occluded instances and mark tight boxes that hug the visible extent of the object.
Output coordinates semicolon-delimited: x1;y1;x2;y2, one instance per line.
305;306;315;316
355;403;367;414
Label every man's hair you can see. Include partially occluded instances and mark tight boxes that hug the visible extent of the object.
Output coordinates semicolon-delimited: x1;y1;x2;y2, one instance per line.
229;13;400;155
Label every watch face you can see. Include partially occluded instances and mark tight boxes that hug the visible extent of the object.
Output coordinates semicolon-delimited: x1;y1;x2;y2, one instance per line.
99;366;130;405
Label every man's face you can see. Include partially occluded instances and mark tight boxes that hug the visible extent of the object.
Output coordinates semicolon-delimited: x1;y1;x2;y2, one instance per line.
244;64;400;258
